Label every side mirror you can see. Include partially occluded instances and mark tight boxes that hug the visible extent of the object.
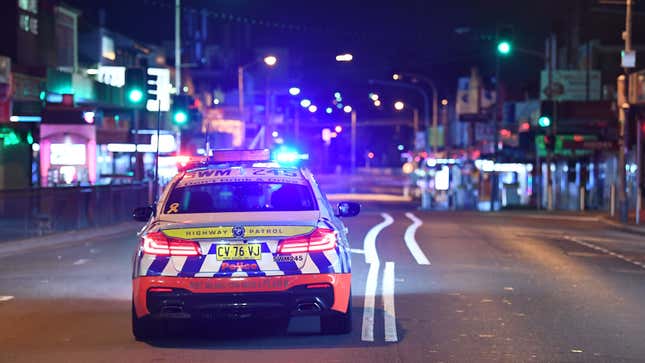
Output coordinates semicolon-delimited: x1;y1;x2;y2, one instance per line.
336;201;360;218
132;206;154;222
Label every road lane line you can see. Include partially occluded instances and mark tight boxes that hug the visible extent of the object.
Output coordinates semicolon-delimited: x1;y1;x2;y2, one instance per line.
72;259;90;265
404;213;431;265
350;248;365;254
361;213;394;342
364;213;394;264
564;236;645;270
382;261;398;342
0;296;14;302
361;261;380;342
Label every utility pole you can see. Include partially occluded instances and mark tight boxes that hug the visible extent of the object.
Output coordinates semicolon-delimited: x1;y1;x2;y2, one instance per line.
618;0;633;223
351;110;357;174
174;0;181;94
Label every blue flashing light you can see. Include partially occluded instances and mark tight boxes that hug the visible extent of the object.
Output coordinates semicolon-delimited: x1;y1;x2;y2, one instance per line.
272;146;309;165
336;103;344;109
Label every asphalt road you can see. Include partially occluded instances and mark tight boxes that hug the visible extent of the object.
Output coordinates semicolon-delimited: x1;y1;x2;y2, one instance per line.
1;204;645;362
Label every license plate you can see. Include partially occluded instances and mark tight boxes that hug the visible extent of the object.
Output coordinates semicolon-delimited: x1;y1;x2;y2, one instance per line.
216;244;262;260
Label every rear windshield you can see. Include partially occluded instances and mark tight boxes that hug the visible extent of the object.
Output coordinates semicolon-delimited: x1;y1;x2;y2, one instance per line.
164;182;317;214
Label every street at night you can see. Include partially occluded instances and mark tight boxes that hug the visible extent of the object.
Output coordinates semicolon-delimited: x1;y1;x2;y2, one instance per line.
1;205;645;362
3;0;645;362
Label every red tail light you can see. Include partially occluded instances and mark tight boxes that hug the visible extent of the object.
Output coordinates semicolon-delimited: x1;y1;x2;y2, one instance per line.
277;228;337;254
142;232;201;256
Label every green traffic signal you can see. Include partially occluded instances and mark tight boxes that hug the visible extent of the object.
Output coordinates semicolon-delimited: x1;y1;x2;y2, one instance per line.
497;41;512;55
173;111;188;124
538;116;551;128
128;89;144;103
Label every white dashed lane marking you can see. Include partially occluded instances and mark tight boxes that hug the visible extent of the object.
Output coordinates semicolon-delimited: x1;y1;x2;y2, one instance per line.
0;296;15;302
72;259;90;265
564;236;645;270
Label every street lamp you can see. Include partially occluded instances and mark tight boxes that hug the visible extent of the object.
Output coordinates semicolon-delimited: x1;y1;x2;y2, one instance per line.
394;101;405;111
289;87;301;96
343;105;353;113
238;55;279;121
300;99;311;108
263;55;278;66
336;53;353;62
392;72;439;153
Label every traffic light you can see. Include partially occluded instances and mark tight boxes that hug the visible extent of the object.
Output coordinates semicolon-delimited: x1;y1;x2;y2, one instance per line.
538;116;551;128
544;133;556;152
496;26;513;56
172;94;190;125
125;68;146;107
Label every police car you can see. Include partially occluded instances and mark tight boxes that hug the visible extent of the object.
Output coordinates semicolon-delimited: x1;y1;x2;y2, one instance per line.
131;149;360;340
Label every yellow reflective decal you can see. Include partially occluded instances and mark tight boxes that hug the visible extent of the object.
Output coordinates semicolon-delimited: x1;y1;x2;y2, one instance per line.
166;203;179;214
162;225;314;239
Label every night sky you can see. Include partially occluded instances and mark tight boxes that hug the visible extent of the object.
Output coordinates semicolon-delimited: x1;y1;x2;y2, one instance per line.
65;0;645;104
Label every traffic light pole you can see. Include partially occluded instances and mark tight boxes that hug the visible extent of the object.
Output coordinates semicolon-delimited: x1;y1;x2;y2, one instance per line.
490;54;501;212
546;35;555;211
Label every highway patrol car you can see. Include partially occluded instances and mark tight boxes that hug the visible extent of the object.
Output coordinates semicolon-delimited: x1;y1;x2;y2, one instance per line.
131;150;360;340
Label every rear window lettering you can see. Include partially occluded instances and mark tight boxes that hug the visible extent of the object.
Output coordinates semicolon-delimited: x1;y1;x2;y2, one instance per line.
164;182;317;214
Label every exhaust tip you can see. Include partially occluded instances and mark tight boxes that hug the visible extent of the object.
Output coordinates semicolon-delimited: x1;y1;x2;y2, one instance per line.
296;302;322;313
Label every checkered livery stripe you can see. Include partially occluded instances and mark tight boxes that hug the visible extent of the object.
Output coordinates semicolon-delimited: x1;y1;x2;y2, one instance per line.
137;240;351;277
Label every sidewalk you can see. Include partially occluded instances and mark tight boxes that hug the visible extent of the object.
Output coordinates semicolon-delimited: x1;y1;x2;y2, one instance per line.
495;209;645;236
0;222;141;258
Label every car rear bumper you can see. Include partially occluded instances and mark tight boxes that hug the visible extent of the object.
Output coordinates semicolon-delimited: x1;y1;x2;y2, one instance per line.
133;273;350;319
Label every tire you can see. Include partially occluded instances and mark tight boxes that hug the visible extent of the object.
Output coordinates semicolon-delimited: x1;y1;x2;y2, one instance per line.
321;295;352;335
132;303;163;341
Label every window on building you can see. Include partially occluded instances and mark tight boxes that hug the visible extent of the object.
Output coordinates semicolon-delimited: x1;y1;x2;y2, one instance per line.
55;7;77;70
18;13;38;35
18;0;38;14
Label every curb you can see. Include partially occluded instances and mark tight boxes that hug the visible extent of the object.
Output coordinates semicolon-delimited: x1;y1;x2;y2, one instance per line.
0;222;142;258
599;217;645;236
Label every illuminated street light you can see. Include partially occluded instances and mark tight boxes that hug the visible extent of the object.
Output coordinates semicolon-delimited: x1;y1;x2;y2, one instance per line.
272;131;279;138
367;152;375;159
334;92;342;100
441;99;448;106
369;93;379;101
335;125;343;133
325;107;333;114
335;53;353;62
373;100;382;107
308;105;318;113
263;55;278;66
394;101;405;111
289;87;301;96
343;105;352;113
392;73;401;80
300;99;311;108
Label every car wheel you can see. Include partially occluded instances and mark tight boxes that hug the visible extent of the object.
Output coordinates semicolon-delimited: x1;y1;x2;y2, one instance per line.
321;294;352;335
132;303;163;341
